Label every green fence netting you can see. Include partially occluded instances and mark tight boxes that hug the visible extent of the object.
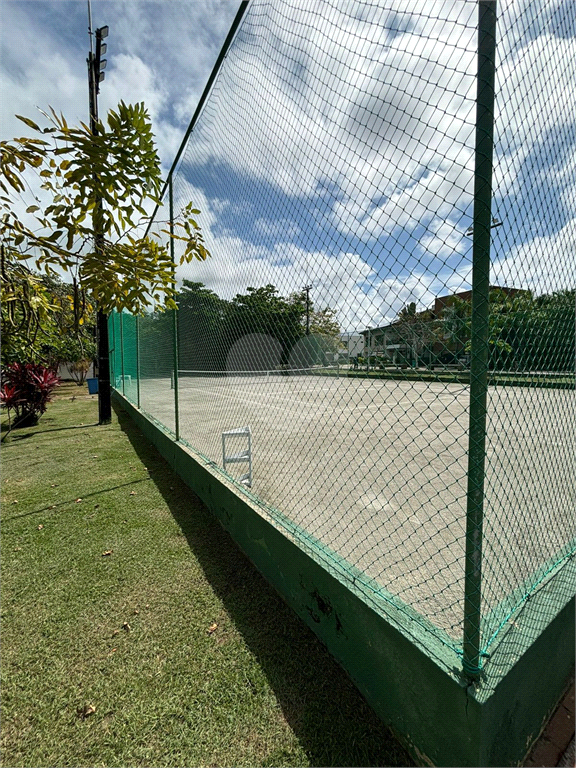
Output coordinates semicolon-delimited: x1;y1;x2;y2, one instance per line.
109;0;575;677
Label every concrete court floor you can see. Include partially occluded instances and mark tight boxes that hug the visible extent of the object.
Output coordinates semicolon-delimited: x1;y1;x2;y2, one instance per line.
133;373;575;641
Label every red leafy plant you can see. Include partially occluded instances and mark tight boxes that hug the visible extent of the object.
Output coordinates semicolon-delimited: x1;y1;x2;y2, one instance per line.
1;362;60;433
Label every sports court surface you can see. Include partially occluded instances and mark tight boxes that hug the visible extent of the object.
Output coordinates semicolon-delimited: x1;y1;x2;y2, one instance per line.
133;371;575;640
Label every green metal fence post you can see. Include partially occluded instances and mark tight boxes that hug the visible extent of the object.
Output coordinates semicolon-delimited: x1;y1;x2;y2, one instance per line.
169;177;180;441
108;313;115;390
119;311;125;396
136;314;140;408
463;0;498;681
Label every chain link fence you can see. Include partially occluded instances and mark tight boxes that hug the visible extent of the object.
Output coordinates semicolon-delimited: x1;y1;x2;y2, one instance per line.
109;0;575;677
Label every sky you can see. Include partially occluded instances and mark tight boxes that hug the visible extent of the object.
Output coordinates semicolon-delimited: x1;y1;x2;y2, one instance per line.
2;0;575;333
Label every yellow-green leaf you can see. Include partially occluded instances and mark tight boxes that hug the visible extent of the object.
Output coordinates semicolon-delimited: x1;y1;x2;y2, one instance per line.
16;115;40;131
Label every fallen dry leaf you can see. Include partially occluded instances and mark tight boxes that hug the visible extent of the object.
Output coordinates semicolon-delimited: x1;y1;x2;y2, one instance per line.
107;648;117;656
37;524;44;530
129;491;136;496
208;623;218;635
101;550;113;557
77;703;96;719
14;546;22;551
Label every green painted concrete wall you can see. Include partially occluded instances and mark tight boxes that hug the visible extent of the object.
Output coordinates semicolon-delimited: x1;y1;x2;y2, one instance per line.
113;392;575;766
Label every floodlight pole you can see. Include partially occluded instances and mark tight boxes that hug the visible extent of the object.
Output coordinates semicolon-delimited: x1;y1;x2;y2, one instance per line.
87;18;112;424
463;0;498;681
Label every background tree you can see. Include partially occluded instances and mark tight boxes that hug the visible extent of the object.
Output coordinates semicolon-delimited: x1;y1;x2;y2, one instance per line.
439;296;472;361
1;244;57;364
533;289;575;372
487;288;574;372
434;288;574;372
39;272;97;379
2;250;97;376
395;302;436;367
225;285;306;367
176;281;227;371
170;282;343;372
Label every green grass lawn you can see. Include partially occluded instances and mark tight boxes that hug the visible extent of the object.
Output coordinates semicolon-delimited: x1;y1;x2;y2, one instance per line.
1;382;412;768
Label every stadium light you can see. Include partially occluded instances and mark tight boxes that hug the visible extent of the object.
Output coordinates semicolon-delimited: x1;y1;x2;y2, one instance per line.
94;26;108;93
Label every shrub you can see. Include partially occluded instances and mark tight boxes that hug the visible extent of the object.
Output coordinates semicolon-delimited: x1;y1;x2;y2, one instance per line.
69;358;92;386
1;362;60;431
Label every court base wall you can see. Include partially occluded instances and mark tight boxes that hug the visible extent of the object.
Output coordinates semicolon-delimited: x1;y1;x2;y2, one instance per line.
113;391;575;767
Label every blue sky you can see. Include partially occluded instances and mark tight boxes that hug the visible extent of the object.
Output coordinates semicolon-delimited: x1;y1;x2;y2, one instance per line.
1;1;239;161
2;0;574;332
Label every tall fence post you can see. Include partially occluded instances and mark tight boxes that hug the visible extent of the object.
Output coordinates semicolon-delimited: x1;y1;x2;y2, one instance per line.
463;0;498;681
108;313;115;390
169;177;180;441
136;314;140;408
119;311;125;396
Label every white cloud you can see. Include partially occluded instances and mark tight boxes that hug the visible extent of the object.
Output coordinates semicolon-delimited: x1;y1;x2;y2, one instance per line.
493;31;576;197
2;0;572;323
180;0;477;241
492;217;576;295
0;5;87;138
172;182;473;333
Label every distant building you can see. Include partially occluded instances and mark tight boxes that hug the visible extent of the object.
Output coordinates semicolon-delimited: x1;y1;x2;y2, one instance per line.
359;323;411;365
340;333;364;358
360;286;528;366
433;286;527;315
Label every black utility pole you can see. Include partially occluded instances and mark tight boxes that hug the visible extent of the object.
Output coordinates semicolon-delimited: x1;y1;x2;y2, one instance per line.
87;18;111;424
304;285;312;336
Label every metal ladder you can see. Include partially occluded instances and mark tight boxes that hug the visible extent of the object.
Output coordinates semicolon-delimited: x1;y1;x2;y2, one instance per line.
222;426;252;487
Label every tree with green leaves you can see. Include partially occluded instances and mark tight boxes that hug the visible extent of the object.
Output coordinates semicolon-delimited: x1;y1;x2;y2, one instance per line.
435;288;574;372
1;258;97;380
226;285;306;366
395;302;436;367
1;245;57;364
439;296;472;360
1;103;209;327
177;281;227;371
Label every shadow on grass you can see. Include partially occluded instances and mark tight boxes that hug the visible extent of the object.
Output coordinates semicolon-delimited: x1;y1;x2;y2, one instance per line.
2;478;152;522
114;403;413;768
31;422;100;435
2;423;100;441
